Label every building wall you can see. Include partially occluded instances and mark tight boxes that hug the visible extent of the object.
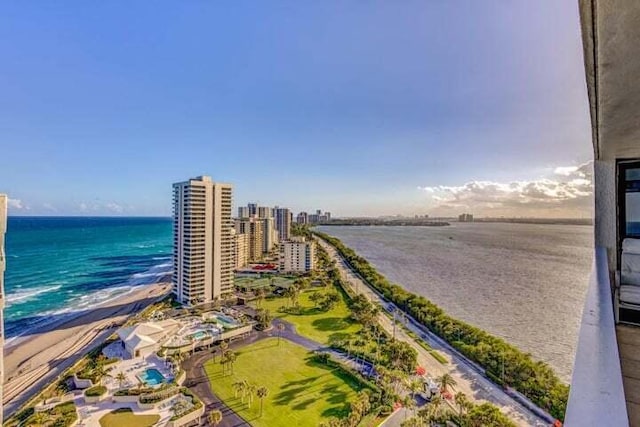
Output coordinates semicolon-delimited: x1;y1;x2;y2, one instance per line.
275;207;291;241
236;218;264;261
235;232;249;269
263;217;275;253
172;177;233;305
238;206;249;218
296;212;308;224
258;206;273;219
279;239;316;272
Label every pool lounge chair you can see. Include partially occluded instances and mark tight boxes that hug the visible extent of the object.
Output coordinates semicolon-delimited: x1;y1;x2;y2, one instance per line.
616;238;640;325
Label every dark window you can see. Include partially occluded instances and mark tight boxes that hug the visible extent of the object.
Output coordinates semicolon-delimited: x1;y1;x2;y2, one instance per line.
619;161;640;240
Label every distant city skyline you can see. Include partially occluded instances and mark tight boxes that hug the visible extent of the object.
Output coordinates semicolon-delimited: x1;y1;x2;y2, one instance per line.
0;1;592;218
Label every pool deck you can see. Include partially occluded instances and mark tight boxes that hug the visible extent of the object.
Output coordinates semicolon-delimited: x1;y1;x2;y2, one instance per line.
101;349;174;390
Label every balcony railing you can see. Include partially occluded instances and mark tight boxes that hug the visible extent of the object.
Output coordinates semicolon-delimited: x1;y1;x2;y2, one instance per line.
564;246;628;426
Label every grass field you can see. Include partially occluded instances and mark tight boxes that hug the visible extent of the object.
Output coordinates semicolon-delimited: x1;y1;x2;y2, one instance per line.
98;408;159;427
205;338;366;427
254;287;361;344
235;276;297;290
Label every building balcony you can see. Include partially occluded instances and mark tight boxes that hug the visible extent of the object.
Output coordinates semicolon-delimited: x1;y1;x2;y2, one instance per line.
564;247;630;426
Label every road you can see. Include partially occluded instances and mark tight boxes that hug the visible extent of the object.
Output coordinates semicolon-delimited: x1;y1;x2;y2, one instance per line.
317;237;552;427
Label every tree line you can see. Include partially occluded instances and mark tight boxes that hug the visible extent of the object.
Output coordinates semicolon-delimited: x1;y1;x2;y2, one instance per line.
314;231;569;421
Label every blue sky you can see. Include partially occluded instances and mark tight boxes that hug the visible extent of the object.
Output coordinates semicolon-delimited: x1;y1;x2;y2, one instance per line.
0;1;592;217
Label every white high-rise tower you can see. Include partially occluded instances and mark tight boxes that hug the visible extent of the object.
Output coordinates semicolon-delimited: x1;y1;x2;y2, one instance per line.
172;176;234;304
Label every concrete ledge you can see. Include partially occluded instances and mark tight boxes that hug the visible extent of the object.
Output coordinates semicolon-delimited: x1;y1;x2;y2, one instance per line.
565;247;628;426
167;404;204;427
72;375;94;389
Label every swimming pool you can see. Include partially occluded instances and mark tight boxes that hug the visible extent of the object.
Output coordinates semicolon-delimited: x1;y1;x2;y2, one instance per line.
138;368;166;386
189;330;208;341
215;314;239;328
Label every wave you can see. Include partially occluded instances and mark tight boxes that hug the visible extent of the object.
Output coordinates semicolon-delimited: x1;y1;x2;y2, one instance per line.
5;261;173;341
5;285;63;306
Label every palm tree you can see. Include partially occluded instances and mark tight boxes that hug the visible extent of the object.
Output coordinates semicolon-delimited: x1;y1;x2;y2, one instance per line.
404;396;416;420
437;372;457;394
227;351;237;374
247;383;256;407
424;396;443;421
208;409;223;427
115;372;127;389
256;386;269;417
232;380;244;398
94;364;110;385
455;391;471;419
277;323;285;345
31;411;50;426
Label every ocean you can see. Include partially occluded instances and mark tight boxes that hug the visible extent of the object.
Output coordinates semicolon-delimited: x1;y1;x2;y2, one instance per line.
3;217;173;343
317;223;593;382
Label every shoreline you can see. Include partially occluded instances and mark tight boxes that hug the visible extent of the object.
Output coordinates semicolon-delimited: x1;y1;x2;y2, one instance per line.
314;230;569;421
3;280;172;416
4;272;171;350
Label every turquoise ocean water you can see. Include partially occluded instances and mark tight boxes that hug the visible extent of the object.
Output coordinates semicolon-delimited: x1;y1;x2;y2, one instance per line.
4;217;172;342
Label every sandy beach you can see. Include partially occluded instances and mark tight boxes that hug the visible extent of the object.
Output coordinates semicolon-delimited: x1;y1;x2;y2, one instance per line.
3;281;172;417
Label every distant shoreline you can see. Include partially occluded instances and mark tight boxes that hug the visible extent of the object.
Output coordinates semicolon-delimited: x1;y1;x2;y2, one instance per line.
319;218;592;227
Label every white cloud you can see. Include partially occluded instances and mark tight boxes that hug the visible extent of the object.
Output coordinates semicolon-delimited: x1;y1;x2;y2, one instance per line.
43;203;57;212
105;202;124;213
79;202;88;212
7;198;27;210
419;161;593;217
554;166;579;176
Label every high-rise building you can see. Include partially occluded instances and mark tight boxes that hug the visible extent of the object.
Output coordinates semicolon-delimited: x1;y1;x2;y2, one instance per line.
279;237;315;272
238;206;249;218
0;194;6;424
247;203;258;217
297;212;308;224
235;218;263;261
234;231;249;269
257;206;272;219
262;217;276;253
275;207;291;241
172;176;234;305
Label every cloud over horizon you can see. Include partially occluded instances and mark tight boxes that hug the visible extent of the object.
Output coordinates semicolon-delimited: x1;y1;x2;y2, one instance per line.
418;162;593;218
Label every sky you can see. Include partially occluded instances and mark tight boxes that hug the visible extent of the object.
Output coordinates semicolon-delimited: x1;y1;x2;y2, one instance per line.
0;1;593;218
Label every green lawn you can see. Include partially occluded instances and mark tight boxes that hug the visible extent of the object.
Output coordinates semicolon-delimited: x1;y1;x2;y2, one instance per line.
236;276;296;290
254;288;361;344
205;338;366;427
98;408;159;427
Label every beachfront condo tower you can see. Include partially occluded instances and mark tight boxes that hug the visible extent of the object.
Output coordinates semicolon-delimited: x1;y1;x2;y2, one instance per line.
172;176;234;305
0;194;7;424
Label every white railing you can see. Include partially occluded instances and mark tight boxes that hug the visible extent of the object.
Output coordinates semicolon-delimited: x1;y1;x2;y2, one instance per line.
564;247;628;426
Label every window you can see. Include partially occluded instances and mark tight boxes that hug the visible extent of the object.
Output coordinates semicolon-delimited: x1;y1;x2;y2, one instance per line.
619;161;640;240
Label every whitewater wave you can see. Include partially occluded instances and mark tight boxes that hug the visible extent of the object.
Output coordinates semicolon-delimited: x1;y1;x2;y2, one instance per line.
4;261;173;342
5;285;63;306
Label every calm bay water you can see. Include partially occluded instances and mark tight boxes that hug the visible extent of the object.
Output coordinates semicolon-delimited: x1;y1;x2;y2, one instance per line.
4;217;173;341
318;223;593;381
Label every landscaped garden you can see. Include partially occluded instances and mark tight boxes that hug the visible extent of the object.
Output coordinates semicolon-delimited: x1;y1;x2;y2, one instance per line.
204;338;369;427
98;408;160;427
254;286;361;345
